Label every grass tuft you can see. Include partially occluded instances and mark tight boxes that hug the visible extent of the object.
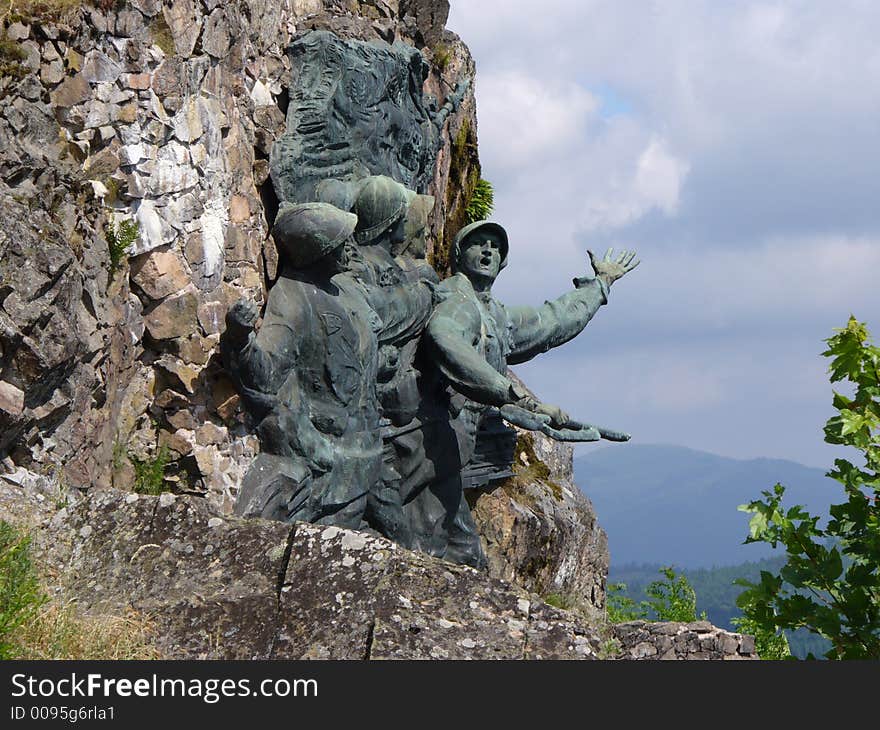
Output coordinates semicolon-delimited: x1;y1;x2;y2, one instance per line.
131;444;170;495
13;602;160;659
0;520;47;659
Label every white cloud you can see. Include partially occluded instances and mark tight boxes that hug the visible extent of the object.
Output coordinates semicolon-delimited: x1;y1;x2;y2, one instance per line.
476;71;599;169
596;234;880;336
635;138;689;217
579;135;690;232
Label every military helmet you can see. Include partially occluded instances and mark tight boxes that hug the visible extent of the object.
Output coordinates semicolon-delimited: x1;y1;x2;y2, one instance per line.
272;202;358;268
452;220;509;272
352;175;415;244
314;177;364;212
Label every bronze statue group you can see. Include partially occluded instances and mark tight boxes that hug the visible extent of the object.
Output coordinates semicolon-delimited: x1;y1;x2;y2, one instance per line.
222;175;638;568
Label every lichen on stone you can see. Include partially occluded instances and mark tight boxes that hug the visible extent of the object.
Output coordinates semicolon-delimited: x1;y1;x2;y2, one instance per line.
502;431;564;503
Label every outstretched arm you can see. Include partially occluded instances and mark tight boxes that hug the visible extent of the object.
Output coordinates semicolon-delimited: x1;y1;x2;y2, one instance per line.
507;248;639;364
499;403;631;443
425;281;579;426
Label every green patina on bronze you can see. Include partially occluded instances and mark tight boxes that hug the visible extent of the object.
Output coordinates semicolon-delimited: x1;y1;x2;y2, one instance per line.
222;28;639;569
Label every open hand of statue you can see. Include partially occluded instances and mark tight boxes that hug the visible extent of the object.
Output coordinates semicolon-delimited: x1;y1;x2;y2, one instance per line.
586;248;640;287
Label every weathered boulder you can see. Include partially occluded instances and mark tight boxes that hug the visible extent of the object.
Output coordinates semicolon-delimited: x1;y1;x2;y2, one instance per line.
42;488;608;659
471;418;609;620
0;478;754;660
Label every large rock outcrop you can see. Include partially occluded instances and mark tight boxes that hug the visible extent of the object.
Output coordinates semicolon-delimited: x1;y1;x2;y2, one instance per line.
0;0;609;615
472;430;609;621
0;474;756;660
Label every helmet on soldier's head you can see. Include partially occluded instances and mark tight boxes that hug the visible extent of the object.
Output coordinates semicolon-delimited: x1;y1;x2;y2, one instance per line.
352;175;415;244
272;202;358;268
452;220;509;273
314;177;365;212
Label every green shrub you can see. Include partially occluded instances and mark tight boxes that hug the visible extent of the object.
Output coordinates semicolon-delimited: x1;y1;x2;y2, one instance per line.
0;520;47;659
606;582;642;623
731;612;791;660
104;217;139;273
643;566;706;622
465;178;494;224
737;317;880;659
606;567;706;623
131;444;170;496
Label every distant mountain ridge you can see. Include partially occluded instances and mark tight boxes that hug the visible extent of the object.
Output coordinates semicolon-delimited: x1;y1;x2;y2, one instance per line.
574;444;836;568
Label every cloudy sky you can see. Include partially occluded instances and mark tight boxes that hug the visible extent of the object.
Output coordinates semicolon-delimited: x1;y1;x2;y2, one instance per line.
446;1;880;468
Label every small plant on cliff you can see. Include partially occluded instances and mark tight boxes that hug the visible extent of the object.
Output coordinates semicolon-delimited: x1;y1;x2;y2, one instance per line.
465;178;494;224
0;25;27;80
607;567;705;624
432;43;451;72
148;14;175;56
736;316;880;660
0;34;26;63
131;444;171;496
543;593;575;611
104;217;139;274
501;432;564;504
0;520;47;659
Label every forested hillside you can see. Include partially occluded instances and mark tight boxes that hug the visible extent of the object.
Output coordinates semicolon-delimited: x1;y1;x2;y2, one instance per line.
575;444;834;567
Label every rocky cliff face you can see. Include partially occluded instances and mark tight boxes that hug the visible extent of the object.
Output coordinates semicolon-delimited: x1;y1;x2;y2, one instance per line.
0;0;472;512
0;0;607;613
471;430;609;621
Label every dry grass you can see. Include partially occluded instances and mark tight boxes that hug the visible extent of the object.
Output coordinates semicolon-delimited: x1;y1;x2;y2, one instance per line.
13;602;161;660
2;0;86;24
